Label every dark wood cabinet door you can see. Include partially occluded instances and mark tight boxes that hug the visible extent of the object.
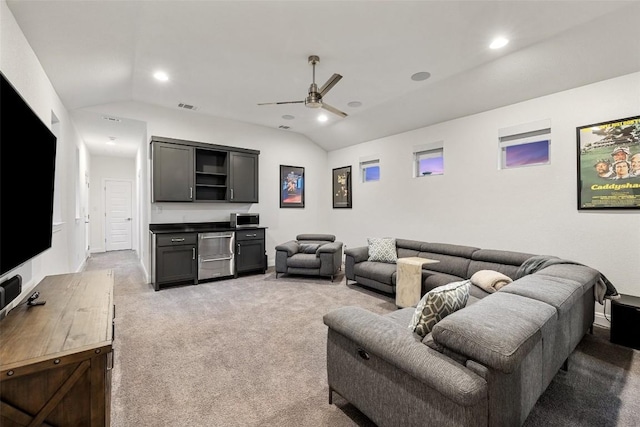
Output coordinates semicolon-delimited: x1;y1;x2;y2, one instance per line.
152;142;194;202
229;152;258;203
236;240;265;274
156;245;197;284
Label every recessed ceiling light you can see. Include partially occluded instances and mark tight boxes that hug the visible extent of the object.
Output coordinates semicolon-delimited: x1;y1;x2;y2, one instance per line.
318;114;328;122
411;72;431;82
490;37;509;49
154;71;169;81
347;101;362;108
282;115;295;120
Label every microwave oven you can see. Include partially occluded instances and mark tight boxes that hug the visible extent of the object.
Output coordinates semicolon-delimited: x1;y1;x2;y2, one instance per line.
230;213;260;228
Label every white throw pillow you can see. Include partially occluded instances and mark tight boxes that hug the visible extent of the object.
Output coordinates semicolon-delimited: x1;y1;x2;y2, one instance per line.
367;237;397;263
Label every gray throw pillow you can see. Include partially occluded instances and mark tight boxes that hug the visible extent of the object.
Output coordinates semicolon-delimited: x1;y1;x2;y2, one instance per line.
299;243;320;254
410;280;471;338
367;237;397;263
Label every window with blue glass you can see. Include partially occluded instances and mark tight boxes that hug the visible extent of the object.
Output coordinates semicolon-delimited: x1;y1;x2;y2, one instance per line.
361;160;380;182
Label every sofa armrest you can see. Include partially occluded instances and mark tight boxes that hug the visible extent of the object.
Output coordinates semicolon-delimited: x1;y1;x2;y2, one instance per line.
275;240;299;256
317;241;343;255
323;306;487;406
344;246;369;263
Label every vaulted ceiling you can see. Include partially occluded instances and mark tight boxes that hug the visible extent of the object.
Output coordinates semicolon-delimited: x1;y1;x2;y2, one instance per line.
7;1;640;157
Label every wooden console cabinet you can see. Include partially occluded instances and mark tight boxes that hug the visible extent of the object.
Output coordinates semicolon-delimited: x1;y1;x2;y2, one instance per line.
0;270;115;427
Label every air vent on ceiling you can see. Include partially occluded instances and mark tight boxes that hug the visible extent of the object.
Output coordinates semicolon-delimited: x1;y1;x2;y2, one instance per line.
278;125;291;130
178;103;198;111
102;116;121;122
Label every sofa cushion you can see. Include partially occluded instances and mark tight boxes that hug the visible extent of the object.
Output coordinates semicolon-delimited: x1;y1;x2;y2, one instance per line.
466;249;535;279
423;272;465;292
354;261;397;285
432;292;556;373
287;253;321;268
471;249;535;266
396;238;425;252
297;234;335;242
531;264;600;294
299;243;320;254
411;280;471;338
417;252;471;278
367;237;398;263
498;274;583;317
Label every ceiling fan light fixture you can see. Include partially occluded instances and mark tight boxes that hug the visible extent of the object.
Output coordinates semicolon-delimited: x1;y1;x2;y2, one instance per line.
318;114;328;122
257;55;347;118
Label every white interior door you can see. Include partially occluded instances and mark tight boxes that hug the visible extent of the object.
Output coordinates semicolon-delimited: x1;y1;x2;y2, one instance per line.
105;179;132;251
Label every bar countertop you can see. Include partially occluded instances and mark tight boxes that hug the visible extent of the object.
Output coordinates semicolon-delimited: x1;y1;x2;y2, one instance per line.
149;221;267;234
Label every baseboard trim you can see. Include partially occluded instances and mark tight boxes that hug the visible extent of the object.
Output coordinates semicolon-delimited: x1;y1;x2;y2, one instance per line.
594;311;611;329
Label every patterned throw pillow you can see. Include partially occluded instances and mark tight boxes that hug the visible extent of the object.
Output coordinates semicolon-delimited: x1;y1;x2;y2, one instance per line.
410;280;470;338
367;237;397;263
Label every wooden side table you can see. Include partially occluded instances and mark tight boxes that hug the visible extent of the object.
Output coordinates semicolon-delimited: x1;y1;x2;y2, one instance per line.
610;294;640;350
396;257;440;308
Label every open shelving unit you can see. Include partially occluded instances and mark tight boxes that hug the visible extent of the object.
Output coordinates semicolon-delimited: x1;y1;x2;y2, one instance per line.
195;149;228;201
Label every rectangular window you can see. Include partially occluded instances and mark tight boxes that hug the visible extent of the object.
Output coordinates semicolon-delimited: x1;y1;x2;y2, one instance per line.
499;120;551;169
415;148;444;176
360;160;380;182
413;141;444;177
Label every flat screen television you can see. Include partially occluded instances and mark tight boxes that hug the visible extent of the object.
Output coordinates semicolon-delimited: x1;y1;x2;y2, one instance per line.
0;71;57;276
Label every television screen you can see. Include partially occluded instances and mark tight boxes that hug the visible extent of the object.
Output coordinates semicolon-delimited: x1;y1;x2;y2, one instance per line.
0;72;57;276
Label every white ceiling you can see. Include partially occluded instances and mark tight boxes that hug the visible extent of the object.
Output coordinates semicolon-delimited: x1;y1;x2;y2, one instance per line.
7;1;640;157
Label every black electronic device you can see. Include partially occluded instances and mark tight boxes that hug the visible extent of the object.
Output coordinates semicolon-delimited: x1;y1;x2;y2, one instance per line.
0;274;22;310
0;72;58;276
26;291;46;306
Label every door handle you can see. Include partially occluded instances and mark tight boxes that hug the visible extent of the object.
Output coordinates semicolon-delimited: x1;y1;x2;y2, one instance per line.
192;248;196;259
237;244;241;255
230;189;234;200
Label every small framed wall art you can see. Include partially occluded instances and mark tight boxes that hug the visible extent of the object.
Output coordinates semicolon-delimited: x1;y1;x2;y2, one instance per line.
332;166;352;208
576;115;640;210
280;165;305;208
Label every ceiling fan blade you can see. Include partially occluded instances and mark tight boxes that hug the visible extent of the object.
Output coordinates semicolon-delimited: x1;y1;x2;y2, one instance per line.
319;74;342;97
321;103;348;118
257;100;304;106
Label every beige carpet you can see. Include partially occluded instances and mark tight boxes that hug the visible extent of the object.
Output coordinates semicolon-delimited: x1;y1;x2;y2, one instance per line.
83;250;640;427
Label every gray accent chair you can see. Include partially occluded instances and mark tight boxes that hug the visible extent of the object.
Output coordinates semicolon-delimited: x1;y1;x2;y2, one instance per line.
275;234;343;281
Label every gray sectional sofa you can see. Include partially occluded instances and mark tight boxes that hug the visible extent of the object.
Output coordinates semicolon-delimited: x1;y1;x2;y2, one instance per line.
324;238;601;426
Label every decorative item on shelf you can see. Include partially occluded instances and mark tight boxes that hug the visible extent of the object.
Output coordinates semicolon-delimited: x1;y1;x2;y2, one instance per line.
332;166;352;208
280;165;305;208
576;115;640;210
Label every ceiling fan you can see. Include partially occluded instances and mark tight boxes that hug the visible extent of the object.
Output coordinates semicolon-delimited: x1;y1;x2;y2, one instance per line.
258;55;347;118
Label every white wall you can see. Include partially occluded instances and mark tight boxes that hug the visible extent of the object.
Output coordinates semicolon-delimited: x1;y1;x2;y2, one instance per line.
89;155;137;253
0;1;89;312
80;101;331;276
328;72;640;302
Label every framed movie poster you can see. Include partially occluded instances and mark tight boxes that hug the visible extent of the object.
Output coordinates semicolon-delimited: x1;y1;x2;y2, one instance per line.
280;165;305;208
577;115;640;210
332;166;352;208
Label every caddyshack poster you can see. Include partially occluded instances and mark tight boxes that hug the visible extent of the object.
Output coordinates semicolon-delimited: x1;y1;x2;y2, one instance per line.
577;115;640;210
